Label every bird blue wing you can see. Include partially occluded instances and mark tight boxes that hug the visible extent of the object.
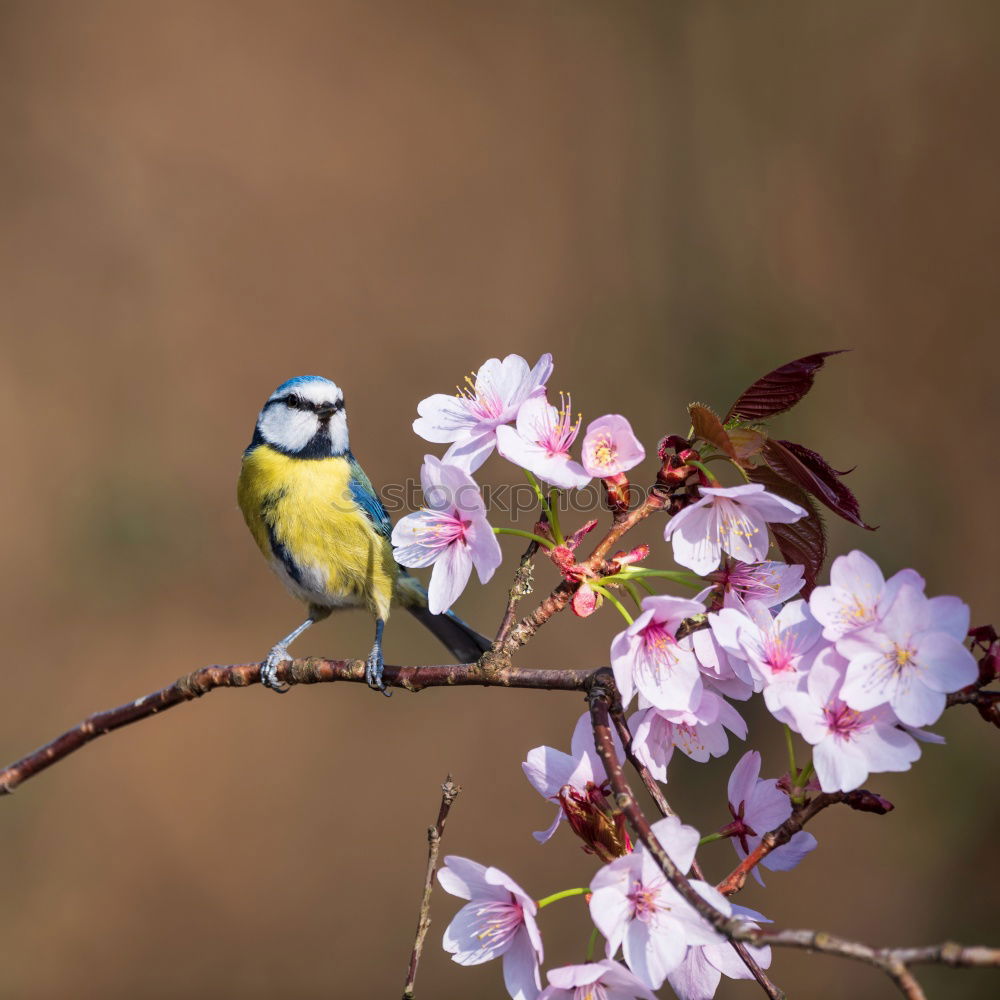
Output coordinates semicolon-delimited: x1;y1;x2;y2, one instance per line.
347;456;393;539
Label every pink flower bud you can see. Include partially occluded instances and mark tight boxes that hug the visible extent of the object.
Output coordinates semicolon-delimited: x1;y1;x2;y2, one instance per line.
571;583;603;618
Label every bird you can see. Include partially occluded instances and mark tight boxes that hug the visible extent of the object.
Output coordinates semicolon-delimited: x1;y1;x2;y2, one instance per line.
237;375;492;694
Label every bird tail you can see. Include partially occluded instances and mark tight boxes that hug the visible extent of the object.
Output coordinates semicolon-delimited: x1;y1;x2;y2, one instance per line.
396;572;492;663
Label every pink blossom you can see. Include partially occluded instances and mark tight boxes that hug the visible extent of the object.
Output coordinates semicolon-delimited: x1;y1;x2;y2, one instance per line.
725;751;817;884
692;608;758;702
666;906;772;1000
581;414;646;479
837;582;977;727
414;353;553;472
809;550;924;641
706;559;805;610
589;816;732;989
713;600;825;722
496;393;591;489
391;456;502;613
522;713;625;848
778;649;921;792
610;595;705;711
630;690;747;781
439;856;543;1000
664;484;806;576
538;960;656;1000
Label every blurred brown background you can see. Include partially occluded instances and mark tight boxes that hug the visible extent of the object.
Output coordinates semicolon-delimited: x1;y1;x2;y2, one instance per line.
1;1;998;997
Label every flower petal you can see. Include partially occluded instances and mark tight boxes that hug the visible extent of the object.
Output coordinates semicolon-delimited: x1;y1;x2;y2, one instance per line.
427;539;473;614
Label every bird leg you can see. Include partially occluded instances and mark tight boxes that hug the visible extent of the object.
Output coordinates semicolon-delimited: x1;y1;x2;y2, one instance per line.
365;618;390;696
261;618;316;693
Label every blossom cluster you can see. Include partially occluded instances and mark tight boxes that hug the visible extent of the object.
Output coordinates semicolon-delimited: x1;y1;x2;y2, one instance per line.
391;352;984;999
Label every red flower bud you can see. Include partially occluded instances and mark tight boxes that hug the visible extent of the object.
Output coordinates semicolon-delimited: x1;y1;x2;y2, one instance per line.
557;781;633;862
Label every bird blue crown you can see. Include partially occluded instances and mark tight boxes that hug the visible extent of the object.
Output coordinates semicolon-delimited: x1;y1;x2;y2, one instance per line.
274;375;333;393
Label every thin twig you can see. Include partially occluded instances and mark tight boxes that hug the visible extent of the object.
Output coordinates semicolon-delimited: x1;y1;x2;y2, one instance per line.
494;540;538;645
403;775;461;1000
609;706;674;818
496;490;670;657
947;687;1000;727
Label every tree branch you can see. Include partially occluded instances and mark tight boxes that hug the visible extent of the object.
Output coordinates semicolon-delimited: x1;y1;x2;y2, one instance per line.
750;930;1000;1000
610;704;784;998
588;678;744;938
590;683;783;998
715;789;892;896
403;774;461;1000
0;659;595;797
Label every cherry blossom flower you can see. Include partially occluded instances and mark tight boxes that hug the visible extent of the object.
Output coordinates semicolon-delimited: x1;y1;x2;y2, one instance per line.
581;414;646;479
778;649;921;792
589;816;732;989
496;393;591;489
692;609;758;702
391;456;502;613
705;559;805;610
610;595;706;711
837;582;977;727
663;484;806;576
809;550;925;641
666;906;772;1000
414;352;553;472
630;690;747;781
439;856;543;1000
522;713;628;857
724;751;817;884
538;960;657;1000
711;600;825;722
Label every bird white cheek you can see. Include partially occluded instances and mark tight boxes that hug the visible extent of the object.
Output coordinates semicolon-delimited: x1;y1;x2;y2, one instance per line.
328;411;349;454
259;407;320;452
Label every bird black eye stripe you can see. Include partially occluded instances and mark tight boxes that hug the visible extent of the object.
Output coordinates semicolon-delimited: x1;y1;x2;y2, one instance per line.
277;394;344;413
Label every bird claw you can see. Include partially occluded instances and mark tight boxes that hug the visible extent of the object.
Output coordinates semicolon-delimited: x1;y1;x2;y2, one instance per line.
365;645;390;697
261;645;291;694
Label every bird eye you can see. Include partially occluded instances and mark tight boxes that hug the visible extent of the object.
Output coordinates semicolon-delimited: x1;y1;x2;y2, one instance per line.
285;394;302;409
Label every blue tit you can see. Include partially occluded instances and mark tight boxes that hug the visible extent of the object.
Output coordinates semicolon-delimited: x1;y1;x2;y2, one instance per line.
237;375;491;694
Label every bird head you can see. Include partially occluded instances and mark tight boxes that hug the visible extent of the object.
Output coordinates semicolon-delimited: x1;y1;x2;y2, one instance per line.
252;375;349;458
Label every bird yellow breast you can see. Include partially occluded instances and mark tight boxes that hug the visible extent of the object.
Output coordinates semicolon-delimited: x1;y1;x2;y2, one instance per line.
237;445;397;619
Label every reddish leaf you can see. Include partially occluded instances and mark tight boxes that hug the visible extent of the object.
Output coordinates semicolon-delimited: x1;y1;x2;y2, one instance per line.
749;466;827;594
763;439;875;530
724;350;847;422
779;439;855;477
727;426;767;463
688;402;736;458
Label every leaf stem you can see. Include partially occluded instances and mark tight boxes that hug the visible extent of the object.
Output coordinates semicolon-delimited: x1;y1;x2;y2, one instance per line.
591;585;634;625
784;725;799;782
687;459;720;485
536;887;589;909
547;488;565;546
494;527;556;550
